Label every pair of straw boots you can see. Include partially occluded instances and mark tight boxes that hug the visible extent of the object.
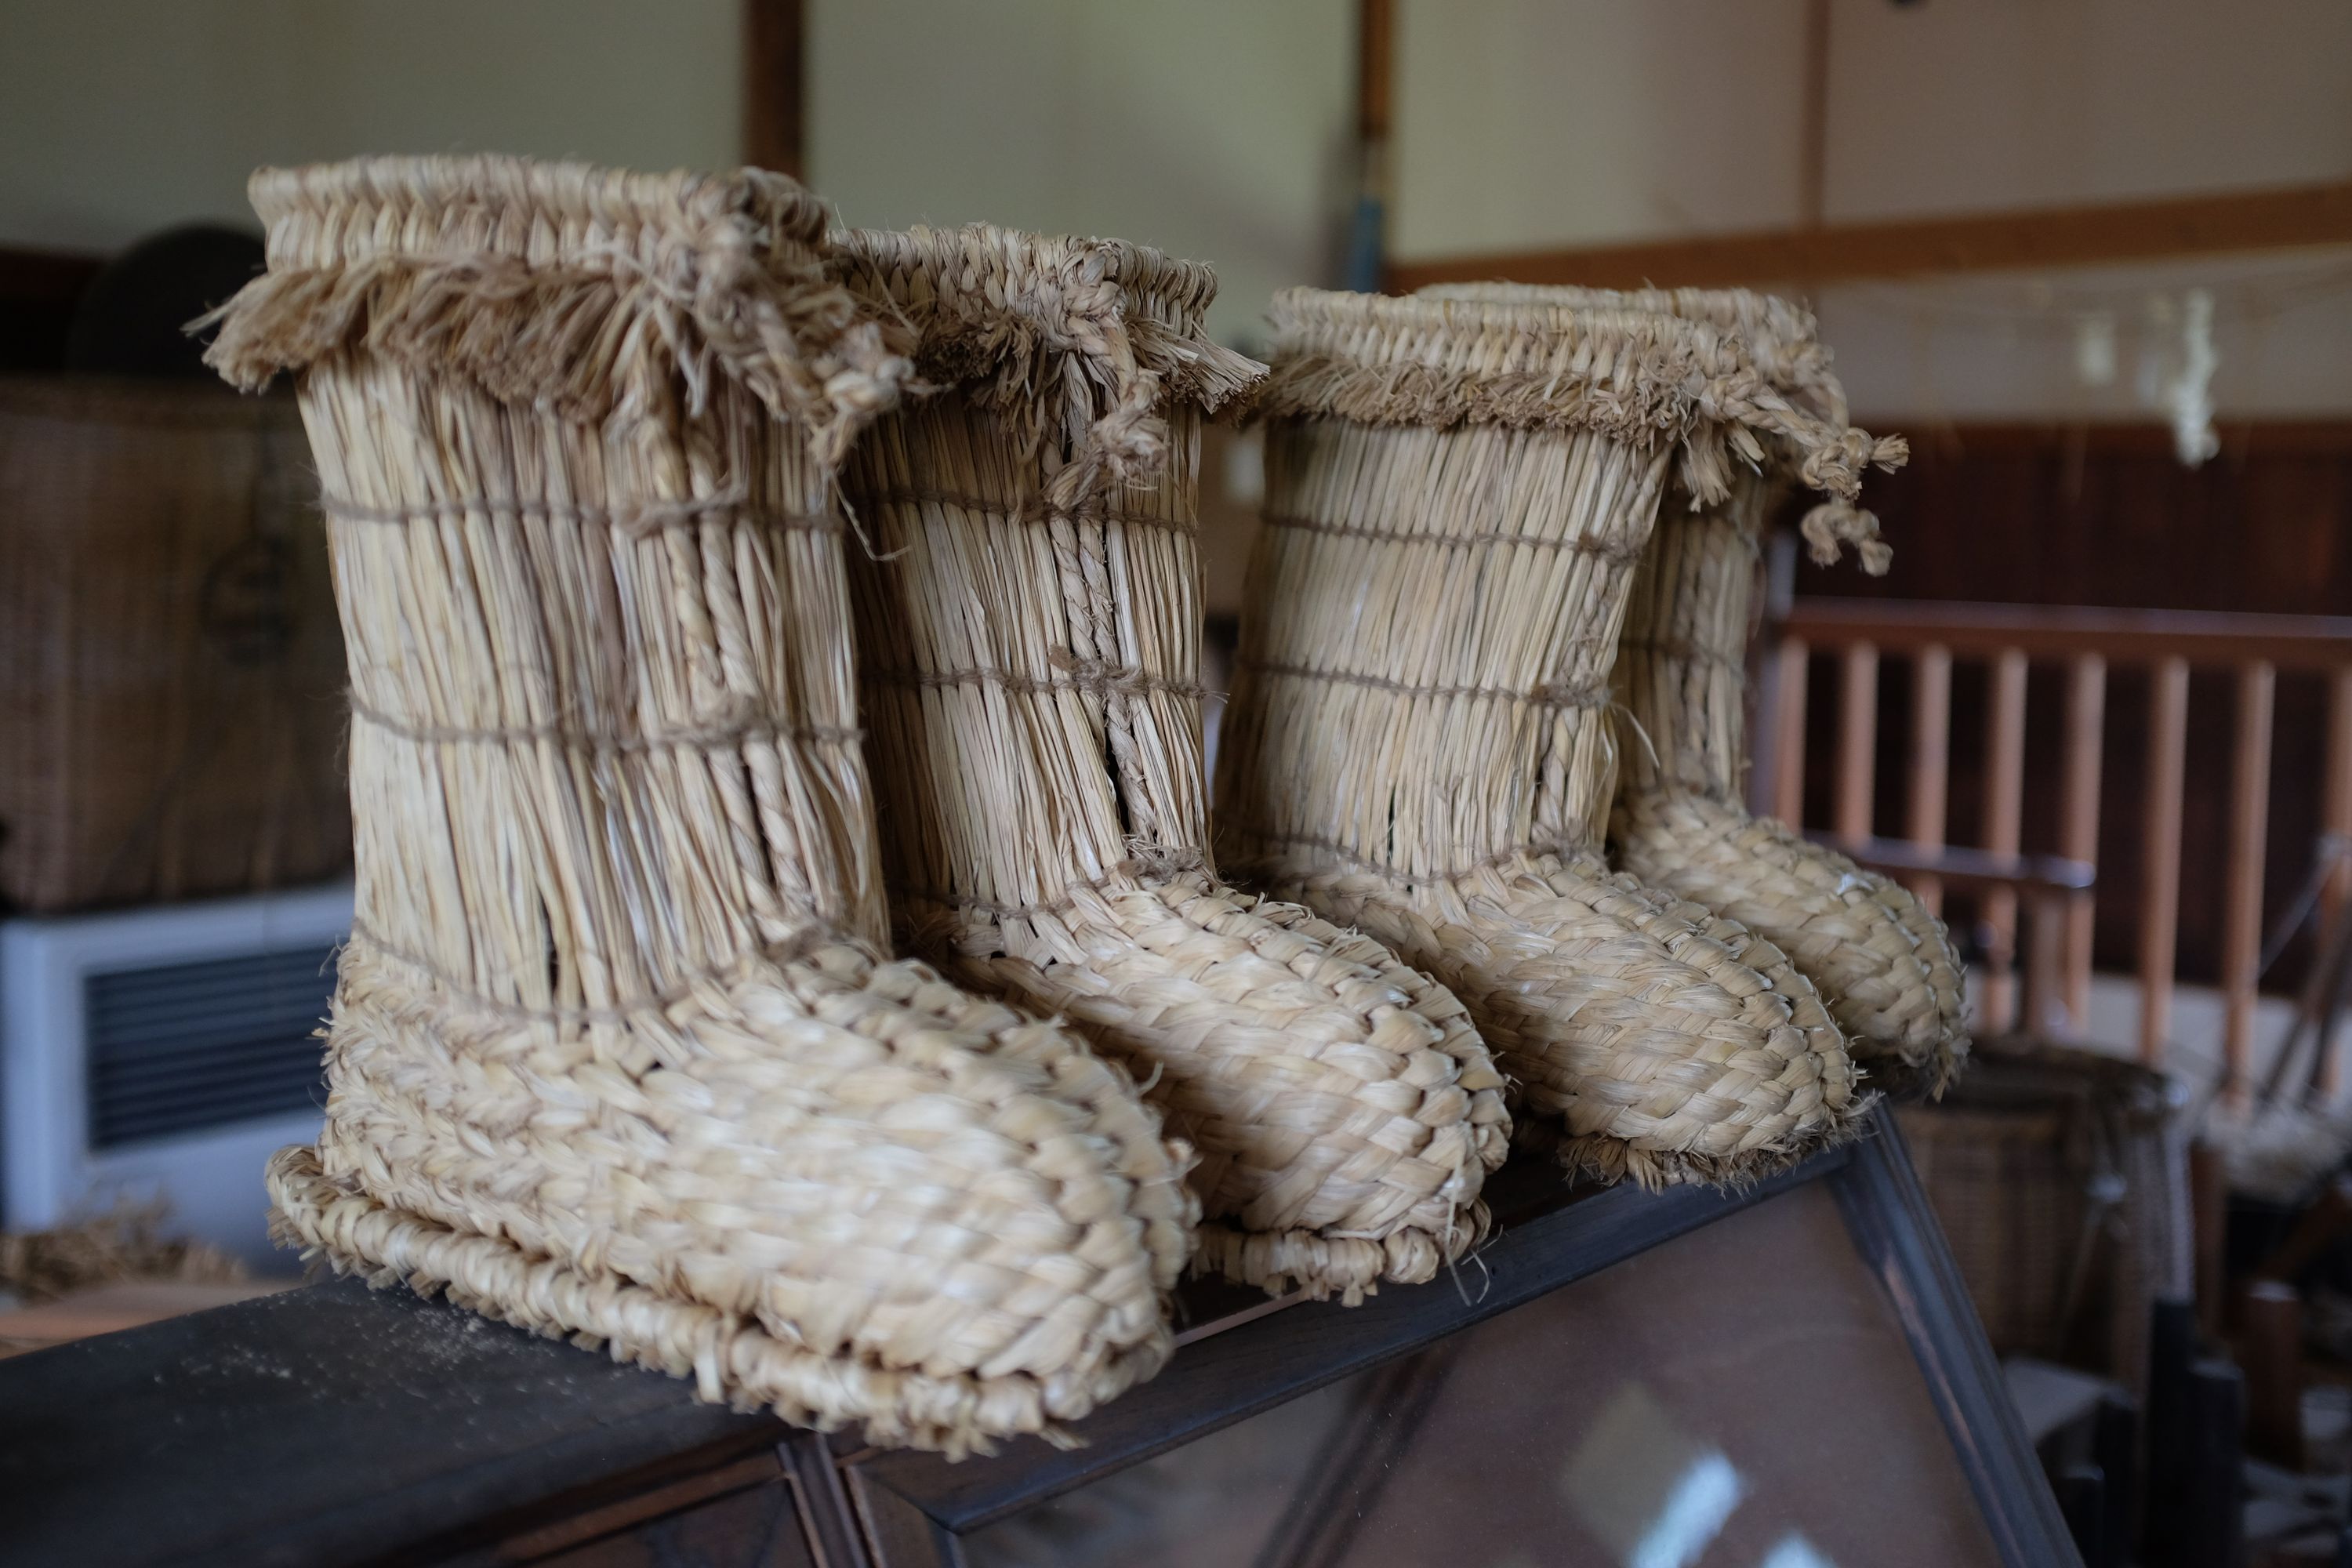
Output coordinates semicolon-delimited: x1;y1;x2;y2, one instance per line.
205;154;1962;1457
211;156;1500;1456
1216;285;1971;1189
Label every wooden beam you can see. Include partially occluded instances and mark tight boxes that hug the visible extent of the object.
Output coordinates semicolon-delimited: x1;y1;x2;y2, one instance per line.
1797;0;1830;231
1387;178;2352;292
1357;0;1393;143
742;0;804;178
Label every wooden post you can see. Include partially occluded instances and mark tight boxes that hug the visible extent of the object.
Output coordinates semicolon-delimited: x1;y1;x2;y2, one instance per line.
2222;661;2275;1101
1982;648;2029;1033
2317;666;2352;1096
2140;658;2190;1065
1907;645;1952;916
1773;637;1809;826
2240;1280;2304;1470
2059;655;2106;1036
1835;642;1878;845
1797;0;1831;232
742;0;804;178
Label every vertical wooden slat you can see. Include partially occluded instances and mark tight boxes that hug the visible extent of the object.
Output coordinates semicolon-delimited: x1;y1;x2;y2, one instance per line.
1773;637;1809;826
1907;644;1953;915
2059;655;2107;1035
1981;648;2029;1033
2319;666;2352;1096
2325;667;2352;924
2140;657;2191;1065
1835;642;1879;844
2023;887;2067;1044
2221;661;2276;1100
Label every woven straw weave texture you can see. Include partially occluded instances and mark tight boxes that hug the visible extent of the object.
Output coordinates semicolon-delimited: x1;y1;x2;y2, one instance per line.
839;227;1509;1303
1218;289;1881;1189
207;154;1200;1455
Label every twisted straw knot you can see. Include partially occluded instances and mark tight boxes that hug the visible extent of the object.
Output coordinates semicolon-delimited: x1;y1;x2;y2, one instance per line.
1799;498;1893;574
1797;426;1909;497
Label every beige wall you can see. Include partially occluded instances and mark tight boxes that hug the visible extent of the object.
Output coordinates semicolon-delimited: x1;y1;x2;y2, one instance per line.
1393;0;2352;255
1392;0;1811;259
805;0;1356;348
0;0;739;252
1388;0;2352;419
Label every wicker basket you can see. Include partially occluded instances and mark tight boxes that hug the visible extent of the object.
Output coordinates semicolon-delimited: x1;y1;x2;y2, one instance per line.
0;378;350;911
1898;1037;2189;1396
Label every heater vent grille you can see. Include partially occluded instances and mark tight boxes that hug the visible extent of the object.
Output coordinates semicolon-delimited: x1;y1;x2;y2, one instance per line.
83;946;334;1149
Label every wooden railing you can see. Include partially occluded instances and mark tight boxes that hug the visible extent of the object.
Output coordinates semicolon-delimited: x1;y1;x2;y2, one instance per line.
1755;595;2352;1083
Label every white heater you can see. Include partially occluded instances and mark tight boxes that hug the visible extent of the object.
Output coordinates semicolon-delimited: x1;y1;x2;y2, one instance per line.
2;882;350;1269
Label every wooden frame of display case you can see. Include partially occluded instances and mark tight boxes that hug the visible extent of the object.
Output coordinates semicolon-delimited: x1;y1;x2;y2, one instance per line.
0;1110;2076;1568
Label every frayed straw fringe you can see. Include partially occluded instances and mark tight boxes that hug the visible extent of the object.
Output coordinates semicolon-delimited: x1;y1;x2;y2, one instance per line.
840;228;1508;1300
199;156;909;462
1421;283;1848;425
224;156;1203;1455
837;226;1262;514
1258;289;1906;568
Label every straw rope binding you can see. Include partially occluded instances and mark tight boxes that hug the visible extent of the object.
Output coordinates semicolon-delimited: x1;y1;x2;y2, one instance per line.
205;155;1200;1455
1218;289;1866;1189
840;230;1508;1301
1423;284;1969;1094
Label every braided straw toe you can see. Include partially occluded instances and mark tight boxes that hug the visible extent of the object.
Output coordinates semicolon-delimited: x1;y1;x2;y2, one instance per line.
271;941;1194;1455
840;228;1507;1301
1264;851;1863;1189
1615;793;1968;1094
914;872;1508;1303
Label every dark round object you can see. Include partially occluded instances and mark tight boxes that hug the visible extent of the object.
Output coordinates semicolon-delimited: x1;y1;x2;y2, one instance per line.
64;223;264;378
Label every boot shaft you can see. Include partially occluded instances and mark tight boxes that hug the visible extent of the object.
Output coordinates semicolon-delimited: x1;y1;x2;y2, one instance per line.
848;397;1210;913
1613;475;1777;801
836;226;1260;916
205;156;908;1018
1221;417;1668;880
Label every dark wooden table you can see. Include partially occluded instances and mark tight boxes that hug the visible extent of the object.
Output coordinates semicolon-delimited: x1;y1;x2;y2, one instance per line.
0;1111;2075;1568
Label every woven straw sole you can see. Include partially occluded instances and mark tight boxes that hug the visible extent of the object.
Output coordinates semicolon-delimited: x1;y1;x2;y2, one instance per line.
1250;850;1867;1189
1615;792;1969;1095
912;872;1508;1302
272;940;1196;1456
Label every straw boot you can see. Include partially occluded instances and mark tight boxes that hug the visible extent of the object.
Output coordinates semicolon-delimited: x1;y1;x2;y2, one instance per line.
203;157;1197;1455
1424;286;1969;1094
837;228;1509;1302
1218;289;1899;1189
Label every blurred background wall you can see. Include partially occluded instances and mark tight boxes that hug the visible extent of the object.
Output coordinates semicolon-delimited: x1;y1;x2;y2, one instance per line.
7;0;2347;408
0;0;742;249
